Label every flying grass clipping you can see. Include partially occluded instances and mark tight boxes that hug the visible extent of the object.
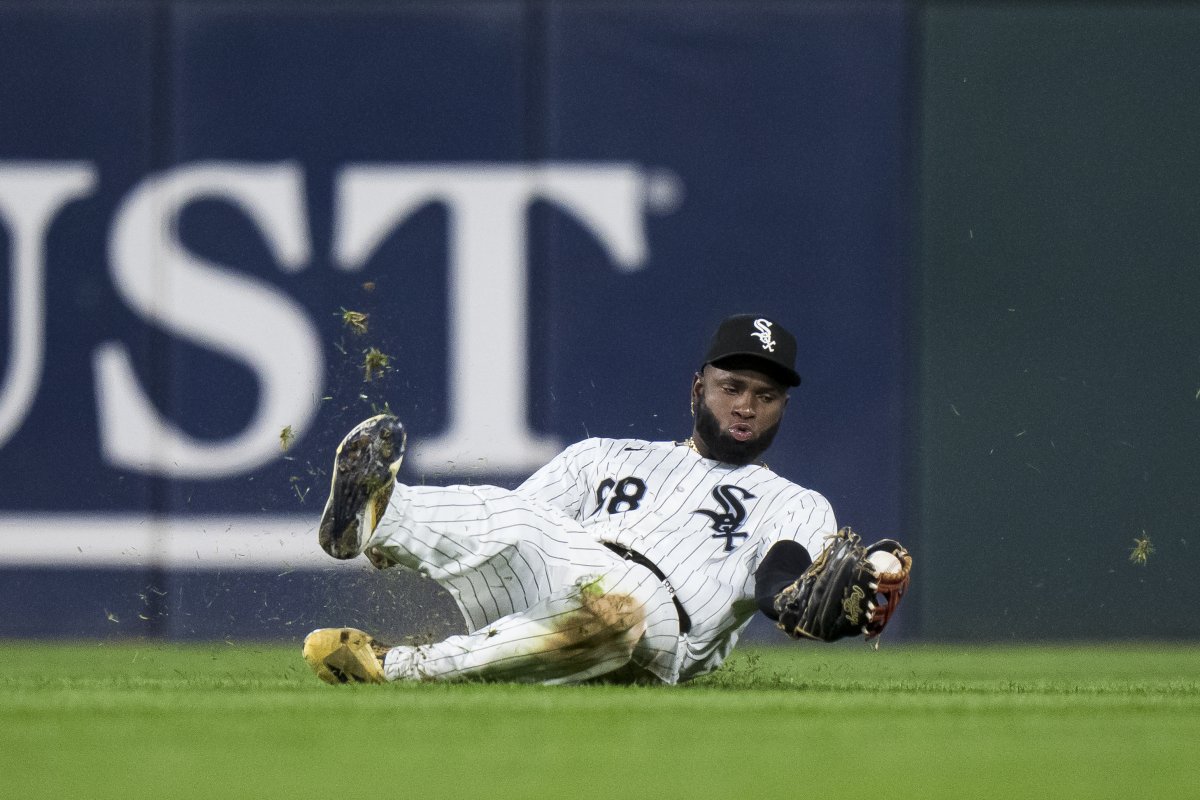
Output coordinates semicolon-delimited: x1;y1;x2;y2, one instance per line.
279;424;295;452
1129;532;1154;566
280;292;389;506
340;308;369;335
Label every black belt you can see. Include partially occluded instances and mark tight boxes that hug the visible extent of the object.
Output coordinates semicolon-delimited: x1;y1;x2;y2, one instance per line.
603;543;692;635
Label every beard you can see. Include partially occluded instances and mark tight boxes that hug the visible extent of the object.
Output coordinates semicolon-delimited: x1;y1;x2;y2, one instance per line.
693;396;781;466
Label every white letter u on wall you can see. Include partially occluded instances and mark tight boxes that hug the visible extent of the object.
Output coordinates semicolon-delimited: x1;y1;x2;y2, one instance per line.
0;163;98;450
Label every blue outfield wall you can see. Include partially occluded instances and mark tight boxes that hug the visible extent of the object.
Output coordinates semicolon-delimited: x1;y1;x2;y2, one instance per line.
0;1;912;640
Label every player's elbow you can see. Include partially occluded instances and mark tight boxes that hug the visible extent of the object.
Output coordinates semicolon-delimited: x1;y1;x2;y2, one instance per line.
753;540;813;619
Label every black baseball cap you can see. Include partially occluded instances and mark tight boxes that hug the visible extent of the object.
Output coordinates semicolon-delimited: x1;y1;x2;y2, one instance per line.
702;313;801;387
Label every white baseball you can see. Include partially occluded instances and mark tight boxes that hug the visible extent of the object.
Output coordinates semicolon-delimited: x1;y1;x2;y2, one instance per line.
867;550;903;576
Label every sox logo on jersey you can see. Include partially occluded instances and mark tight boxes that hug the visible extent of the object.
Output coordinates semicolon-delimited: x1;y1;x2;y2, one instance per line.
692;485;755;551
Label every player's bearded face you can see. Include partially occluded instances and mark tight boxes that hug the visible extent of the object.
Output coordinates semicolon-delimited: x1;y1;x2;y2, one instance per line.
693;373;784;465
694;395;780;464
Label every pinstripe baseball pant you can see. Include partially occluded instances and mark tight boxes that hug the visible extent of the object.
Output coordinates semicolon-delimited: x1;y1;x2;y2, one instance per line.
361;484;684;684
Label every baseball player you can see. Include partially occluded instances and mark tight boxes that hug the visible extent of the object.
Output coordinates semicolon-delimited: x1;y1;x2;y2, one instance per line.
303;314;911;685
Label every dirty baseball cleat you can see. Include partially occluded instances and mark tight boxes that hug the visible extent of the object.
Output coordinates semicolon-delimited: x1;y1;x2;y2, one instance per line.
318;414;406;559
303;627;391;684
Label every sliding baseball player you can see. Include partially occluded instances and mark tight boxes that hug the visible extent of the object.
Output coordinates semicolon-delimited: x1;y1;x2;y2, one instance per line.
303;314;911;685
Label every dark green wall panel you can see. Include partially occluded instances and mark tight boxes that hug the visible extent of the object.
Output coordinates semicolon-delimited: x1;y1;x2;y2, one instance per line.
918;4;1200;638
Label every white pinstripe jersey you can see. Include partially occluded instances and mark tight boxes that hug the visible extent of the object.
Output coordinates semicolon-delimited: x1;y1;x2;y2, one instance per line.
516;437;836;679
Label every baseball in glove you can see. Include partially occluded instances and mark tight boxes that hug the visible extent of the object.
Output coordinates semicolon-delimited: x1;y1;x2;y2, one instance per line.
765;527;912;644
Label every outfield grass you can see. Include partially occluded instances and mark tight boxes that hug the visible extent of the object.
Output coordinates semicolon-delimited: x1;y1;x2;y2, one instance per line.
1;642;1197;799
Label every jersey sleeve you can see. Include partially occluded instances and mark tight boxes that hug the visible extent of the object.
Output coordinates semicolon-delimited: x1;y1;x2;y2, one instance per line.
756;485;838;563
514;439;598;520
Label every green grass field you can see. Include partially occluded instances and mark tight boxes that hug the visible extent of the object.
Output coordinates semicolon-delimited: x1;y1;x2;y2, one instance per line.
2;642;1198;799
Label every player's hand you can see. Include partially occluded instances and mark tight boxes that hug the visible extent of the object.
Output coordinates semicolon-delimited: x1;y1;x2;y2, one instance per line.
773;527;912;643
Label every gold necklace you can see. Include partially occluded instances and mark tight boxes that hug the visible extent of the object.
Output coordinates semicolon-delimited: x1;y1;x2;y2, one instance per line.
682;436;768;470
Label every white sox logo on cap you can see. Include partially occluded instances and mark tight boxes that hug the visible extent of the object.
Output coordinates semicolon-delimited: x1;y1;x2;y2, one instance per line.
751;318;776;352
703;313;801;386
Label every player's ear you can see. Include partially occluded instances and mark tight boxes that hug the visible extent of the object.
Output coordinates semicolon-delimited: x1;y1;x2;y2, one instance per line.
690;372;703;419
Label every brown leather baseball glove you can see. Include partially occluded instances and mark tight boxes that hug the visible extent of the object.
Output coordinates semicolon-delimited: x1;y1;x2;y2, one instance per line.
774;527;912;643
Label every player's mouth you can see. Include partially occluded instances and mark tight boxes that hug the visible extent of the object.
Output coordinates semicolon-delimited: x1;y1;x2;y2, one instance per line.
728;423;754;442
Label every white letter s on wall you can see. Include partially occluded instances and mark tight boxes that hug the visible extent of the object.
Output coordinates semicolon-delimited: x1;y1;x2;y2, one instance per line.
96;162;321;477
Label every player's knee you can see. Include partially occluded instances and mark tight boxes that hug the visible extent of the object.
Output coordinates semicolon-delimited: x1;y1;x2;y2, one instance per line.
557;580;648;656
